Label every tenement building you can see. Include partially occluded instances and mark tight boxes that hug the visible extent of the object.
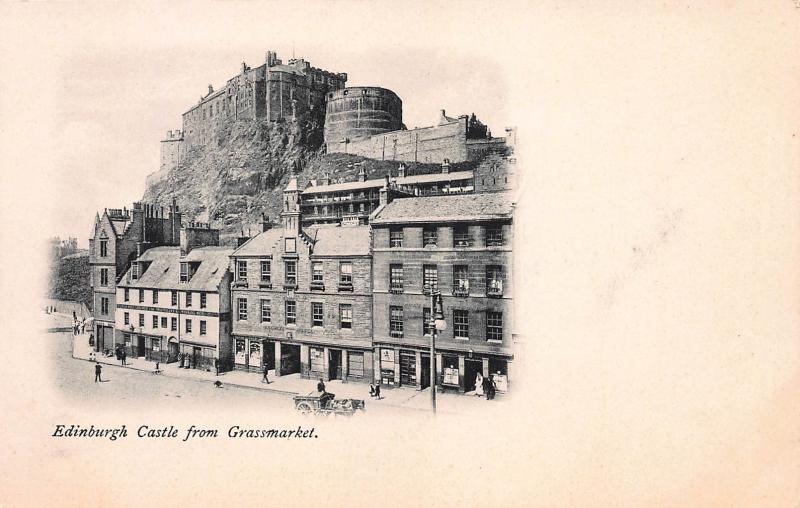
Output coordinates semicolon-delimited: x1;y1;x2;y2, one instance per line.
370;191;515;393
88;201;182;354
114;224;233;371
229;176;374;383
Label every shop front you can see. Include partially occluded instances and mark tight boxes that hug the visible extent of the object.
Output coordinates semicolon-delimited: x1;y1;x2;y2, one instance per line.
95;323;116;354
179;341;216;371
435;351;512;394
233;336;281;374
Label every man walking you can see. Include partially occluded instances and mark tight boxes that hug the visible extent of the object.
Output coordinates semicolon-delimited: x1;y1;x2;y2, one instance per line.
121;349;127;366
262;365;270;384
94;363;102;382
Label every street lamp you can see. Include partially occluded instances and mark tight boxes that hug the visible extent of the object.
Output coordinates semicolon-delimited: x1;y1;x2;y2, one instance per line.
430;291;446;413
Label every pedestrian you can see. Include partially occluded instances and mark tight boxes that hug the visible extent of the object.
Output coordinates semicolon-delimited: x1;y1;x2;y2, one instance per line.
80;318;86;334
214;358;219;377
475;372;484;397
374;383;381;400
369;382;376;397
486;377;497;400
262;365;270;384
94;363;102;382
317;378;326;393
121;349;127;366
482;376;492;400
89;350;96;362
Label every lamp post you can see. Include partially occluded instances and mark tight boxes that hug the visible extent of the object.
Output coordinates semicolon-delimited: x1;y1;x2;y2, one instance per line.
430;290;446;413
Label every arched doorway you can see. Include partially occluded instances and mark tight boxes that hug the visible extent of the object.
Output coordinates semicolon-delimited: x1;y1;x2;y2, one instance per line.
167;337;179;363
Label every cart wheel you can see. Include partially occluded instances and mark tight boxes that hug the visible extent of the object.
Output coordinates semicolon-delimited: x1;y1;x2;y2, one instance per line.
296;402;313;415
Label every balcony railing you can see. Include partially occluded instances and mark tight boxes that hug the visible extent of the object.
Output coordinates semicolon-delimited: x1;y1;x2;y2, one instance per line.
338;282;354;292
258;281;272;289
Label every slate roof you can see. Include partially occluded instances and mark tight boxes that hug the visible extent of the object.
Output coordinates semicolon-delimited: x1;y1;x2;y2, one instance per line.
307;225;371;257
301;179;385;194
120;246;234;291
371;191;514;224
396;170;473;185
231;228;285;257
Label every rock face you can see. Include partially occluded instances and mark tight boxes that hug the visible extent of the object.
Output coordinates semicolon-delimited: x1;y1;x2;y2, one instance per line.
48;251;92;309
143;116;481;243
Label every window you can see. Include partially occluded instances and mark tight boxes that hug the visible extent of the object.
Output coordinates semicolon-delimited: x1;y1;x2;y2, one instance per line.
423;307;434;336
486;265;504;296
285;260;297;287
200;292;207;308
101;298;109;315
99;239;108;257
123;312;130;325
171;317;177;331
389;264;404;293
124;288;129;302
152;290;158;304
237;260;247;280
312;302;324;327
260;299;271;323
340;304;352;329
152;315;159;329
138;313;145;327
311;262;324;287
100;268;108;287
200;320;207;336
389;306;404;338
485;224;504;246
161;316;167;328
185;319;192;333
454;225;471;247
237;298;247;321
171;291;178;306
131;263;139;280
423;226;438;246
423;265;438;294
152;338;160;352
339;261;353;290
186;292;193;307
487;311;503;341
260;260;271;284
285;300;296;325
389;228;403;247
453;310;469;339
180;262;189;282
453;265;470;295
138;289;144;303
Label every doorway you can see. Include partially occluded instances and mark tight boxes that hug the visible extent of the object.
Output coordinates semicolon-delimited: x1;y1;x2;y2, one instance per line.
136;335;145;358
399;352;417;387
167;338;179;363
464;359;482;393
192;346;202;369
280;343;301;375
262;340;275;371
420;354;431;389
329;349;342;381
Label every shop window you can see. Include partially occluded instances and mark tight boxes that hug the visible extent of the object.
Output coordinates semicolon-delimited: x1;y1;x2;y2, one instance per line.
487;311;503;341
152;339;160;353
442;356;459;386
124;312;129;325
485;224;504;246
389;264;404;293
99;239;108;257
200;292;207;308
260;260;271;285
171;317;177;331
160;316;167;328
285;260;297;288
423;226;438;246
423;265;438;294
171;291;178;306
200;320;207;336
237;298;248;321
152;290;159;304
186;292;193;307
453;265;470;296
340;304;352;329
389;306;404;338
124;288;129;302
138;313;145;327
185;319;192;333
486;265;504;297
235;339;246;365
152;315;158;329
260;299;271;323
138;289;144;303
348;352;364;378
453;310;469;339
285;300;296;325
249;342;261;366
100;268;108;287
453;225;471;247
389;228;403;247
312;302;324;327
310;347;324;373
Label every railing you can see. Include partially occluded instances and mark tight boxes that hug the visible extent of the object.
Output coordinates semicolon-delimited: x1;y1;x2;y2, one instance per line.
258;281;272;289
337;282;354;292
310;282;325;291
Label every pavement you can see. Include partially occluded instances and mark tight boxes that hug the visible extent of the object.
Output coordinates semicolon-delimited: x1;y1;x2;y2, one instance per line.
59;312;504;415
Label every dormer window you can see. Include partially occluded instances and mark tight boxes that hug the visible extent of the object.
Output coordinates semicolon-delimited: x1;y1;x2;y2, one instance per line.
131;263;140;280
180;262;189;283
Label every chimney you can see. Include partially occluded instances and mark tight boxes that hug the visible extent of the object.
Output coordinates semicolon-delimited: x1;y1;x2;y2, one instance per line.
379;175;391;206
323;171;331;185
180;223;220;256
441;158;451;174
397;163;406;179
207;84;214;96
261;214;272;232
357;164;367;182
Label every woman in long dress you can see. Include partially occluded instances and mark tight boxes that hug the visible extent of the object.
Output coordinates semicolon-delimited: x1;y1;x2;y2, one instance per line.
475;372;484;396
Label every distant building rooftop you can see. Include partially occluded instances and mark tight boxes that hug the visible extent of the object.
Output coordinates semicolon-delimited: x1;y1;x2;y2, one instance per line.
119;246;233;291
371;191;513;224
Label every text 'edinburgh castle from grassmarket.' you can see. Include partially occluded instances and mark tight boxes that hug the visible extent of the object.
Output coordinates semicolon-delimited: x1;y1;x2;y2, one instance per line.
88;47;520;399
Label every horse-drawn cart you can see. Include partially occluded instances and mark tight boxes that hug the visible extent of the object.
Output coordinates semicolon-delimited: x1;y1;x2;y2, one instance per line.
293;392;366;417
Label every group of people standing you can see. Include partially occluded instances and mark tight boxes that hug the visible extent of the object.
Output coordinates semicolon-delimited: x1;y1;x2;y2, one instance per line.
71;311;87;335
474;372;498;400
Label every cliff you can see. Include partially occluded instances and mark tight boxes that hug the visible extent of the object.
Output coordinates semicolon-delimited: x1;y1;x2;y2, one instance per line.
142;117;481;242
48;251;92;309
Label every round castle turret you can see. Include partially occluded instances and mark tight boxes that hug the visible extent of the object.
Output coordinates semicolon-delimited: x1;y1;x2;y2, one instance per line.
324;87;403;144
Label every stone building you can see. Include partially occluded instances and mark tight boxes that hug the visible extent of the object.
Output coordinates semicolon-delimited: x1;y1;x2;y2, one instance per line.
178;50;347;148
229;177;374;383
324;87;403;147
114;225;233;372
88;201;181;353
370;191;515;394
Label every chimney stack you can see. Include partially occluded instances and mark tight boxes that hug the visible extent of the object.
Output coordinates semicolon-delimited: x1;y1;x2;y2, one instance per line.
441;158;451;174
357;164;367;182
261;214;272;232
397;163;406;179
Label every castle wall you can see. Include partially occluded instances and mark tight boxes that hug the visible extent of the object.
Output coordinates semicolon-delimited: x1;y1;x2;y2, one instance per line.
324;87;403;144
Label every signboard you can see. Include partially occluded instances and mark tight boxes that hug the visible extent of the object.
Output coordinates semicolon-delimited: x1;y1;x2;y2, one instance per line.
443;367;459;386
380;348;395;363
